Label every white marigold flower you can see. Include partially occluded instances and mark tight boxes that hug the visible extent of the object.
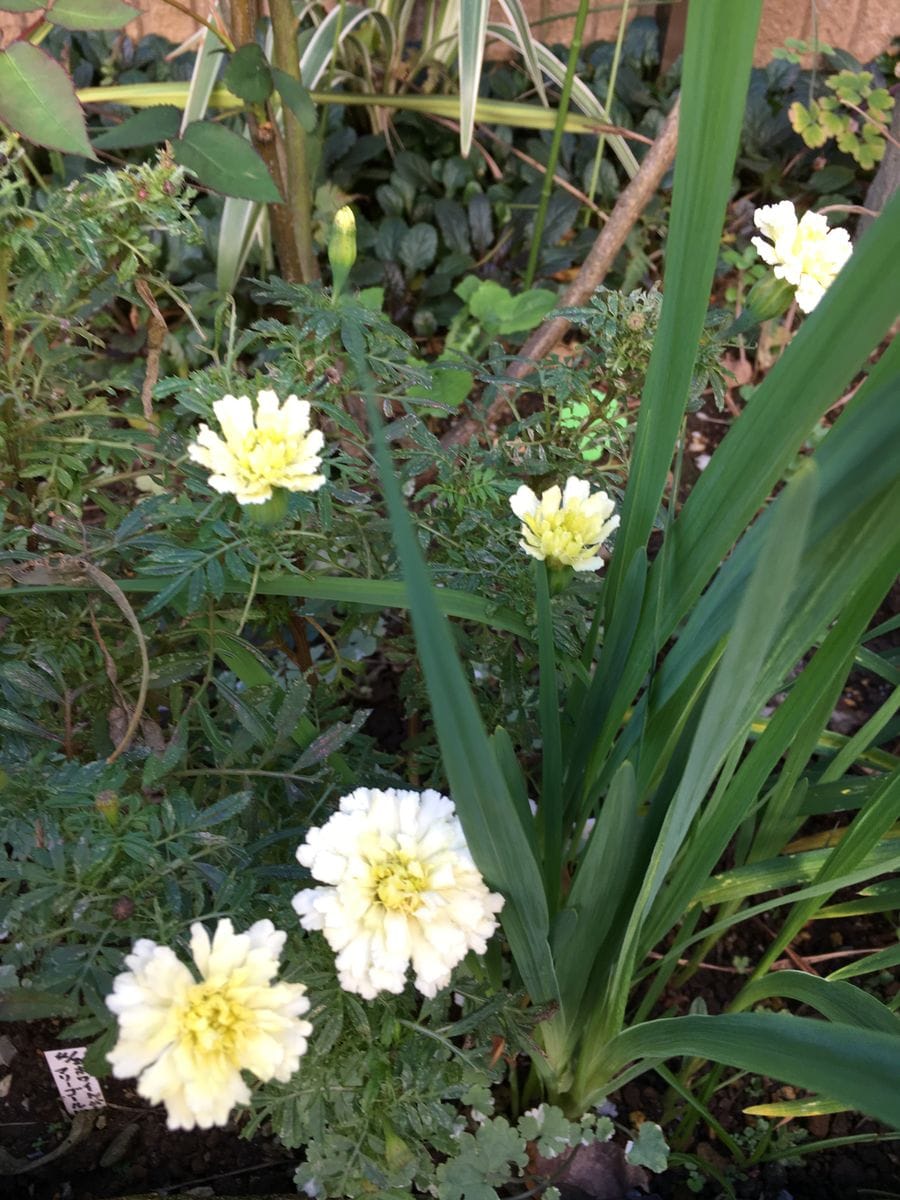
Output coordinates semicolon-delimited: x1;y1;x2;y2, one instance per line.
293;787;504;999
187;389;325;504
106;918;312;1131
510;477;619;571
751;200;852;313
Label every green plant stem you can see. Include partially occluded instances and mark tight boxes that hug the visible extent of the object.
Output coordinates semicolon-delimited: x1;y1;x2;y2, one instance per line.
269;0;319;282
535;560;563;909
229;0;304;284
522;0;591;288
584;0;631;216
654;1063;746;1164
0;245;13;365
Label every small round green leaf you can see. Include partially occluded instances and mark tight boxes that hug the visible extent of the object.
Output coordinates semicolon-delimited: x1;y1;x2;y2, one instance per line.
0;43;96;159
173;121;282;203
48;0;136;29
223;42;273;105
271;67;317;133
92;105;181;149
0;0;45;11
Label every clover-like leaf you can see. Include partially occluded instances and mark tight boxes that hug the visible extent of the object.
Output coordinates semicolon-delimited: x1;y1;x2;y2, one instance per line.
436;1119;528;1200
789;100;827;148
625;1121;669;1174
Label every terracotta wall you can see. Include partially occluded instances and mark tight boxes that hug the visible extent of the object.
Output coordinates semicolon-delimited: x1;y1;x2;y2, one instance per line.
1;1;896;70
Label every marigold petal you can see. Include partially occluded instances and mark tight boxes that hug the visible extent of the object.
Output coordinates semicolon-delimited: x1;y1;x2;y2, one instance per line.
509;484;538;520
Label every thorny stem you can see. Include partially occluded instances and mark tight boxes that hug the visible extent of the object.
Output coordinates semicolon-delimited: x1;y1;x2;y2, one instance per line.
270;0;319;282
839;98;900;151
429;99;679;469
229;0;305;283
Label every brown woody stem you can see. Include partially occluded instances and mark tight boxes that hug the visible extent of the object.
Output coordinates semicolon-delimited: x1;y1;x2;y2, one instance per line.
270;0;319;282
437;96;681;456
229;0;305;283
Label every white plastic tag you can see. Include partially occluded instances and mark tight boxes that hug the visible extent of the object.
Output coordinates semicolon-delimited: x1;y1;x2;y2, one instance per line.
44;1048;105;1114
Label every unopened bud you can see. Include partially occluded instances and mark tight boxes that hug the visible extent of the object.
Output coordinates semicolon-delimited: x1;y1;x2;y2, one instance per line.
744;273;796;324
243;488;290;528
328;205;357;302
96;790;119;826
547;564;574;596
112;896;134;921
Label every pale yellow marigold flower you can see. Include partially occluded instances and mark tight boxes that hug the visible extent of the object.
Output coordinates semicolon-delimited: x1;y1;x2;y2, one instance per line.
187;389;325;505
293;787;504;1000
751;200;852;314
510;477;619;571
106;919;312;1130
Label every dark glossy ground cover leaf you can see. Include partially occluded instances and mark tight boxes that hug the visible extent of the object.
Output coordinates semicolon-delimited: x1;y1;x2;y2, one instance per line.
92;104;181;149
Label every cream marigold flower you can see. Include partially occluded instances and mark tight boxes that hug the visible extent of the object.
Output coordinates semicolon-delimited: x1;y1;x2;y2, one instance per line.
293;787;504;999
106;919;312;1130
510;477;619;571
187;389;325;504
751;200;852;313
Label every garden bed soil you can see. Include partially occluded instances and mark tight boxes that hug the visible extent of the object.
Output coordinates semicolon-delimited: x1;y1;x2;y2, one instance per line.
5;354;898;1200
2;1014;898;1200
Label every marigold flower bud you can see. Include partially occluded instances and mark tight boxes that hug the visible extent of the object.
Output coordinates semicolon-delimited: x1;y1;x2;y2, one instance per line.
96;790;119;826
328;205;357;301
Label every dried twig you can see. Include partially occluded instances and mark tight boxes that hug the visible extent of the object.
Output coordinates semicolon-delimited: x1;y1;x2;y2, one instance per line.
134;278;166;427
436;97;681;458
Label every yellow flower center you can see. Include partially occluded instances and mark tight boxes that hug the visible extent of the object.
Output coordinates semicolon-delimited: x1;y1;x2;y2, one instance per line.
232;429;296;483
371;853;429;913
525;505;593;564
181;979;250;1063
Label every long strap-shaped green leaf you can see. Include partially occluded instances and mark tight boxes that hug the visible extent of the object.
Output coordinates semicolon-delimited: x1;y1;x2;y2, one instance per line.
603;1014;900;1129
609;458;820;1022
593;461;817;1054
572;313;900;814
630;360;900;756
564;0;761;801
602;0;762;616
642;539;900;951
77;83;642;137
354;385;559;1006
656;201;900;642
733;970;900;1036
754;767;900;976
457;0;489;158
7;574;529;638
